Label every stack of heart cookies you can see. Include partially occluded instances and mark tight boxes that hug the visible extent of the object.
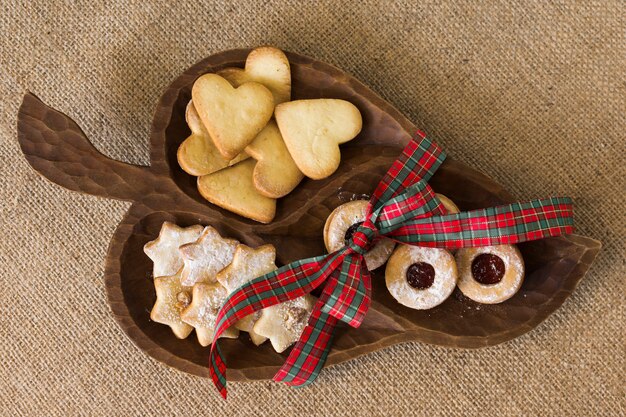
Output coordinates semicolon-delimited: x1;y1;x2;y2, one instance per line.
144;221;315;352
177;46;363;223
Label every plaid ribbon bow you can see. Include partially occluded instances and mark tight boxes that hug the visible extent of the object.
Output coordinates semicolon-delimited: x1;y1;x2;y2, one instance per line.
208;132;574;398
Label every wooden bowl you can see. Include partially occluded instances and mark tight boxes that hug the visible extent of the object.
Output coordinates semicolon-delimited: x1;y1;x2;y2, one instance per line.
17;48;600;381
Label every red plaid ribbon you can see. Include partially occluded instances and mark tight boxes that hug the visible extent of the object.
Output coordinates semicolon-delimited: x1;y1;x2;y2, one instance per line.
208;132;574;398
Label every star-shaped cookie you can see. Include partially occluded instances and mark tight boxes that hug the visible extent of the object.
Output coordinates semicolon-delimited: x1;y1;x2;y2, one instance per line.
180;282;239;347
179;226;238;287
216;244;277;345
253;294;316;353
150;270;194;339
144;222;204;278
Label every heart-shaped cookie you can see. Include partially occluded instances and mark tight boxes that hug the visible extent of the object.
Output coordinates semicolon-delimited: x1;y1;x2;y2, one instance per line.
245;120;304;198
217;46;291;105
177;101;248;176
192;73;274;159
197;158;276;224
275;99;362;179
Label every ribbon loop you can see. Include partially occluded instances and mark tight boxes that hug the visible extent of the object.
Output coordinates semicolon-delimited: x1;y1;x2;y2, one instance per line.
207;132;575;399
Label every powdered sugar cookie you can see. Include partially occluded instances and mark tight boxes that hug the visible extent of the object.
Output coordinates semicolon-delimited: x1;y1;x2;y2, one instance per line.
150;270;193;339
324;200;395;270
179;226;238;287
180;282;239;347
253;295;316;353
216;244;277;345
385;244;458;310
455;245;525;304
143;222;204;278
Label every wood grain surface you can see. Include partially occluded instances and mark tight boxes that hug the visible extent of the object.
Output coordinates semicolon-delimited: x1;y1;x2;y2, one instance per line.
17;49;600;381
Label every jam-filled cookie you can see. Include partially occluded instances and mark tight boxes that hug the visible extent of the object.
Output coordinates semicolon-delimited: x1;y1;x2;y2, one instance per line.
385;244;458;310
455;244;525;304
323;200;395;270
435;193;460;214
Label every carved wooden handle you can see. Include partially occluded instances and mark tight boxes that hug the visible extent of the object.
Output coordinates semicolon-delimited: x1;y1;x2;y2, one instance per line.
17;93;157;202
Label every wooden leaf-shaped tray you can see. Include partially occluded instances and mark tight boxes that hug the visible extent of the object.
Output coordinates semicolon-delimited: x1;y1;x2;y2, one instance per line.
17;48;600;381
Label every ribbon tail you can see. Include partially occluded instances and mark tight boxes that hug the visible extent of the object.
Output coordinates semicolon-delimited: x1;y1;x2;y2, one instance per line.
275;255;374;386
209;340;228;399
320;254;371;328
273;302;339;386
208;251;346;398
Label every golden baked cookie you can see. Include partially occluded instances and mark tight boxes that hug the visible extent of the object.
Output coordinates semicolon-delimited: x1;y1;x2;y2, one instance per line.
177;101;249;176
455;244;525;304
150;269;193;339
435;193;460;214
244;120;304;198
275;99;362;179
216;244;277;346
143;222;204;278
385;244;457;310
253;295;316;353
178;226;238;287
197;159;277;223
192;73;274;159
323;200;395;270
217;46;291;105
180;282;239;347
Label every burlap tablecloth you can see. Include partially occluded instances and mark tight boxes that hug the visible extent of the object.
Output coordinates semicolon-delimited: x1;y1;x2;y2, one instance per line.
1;1;623;415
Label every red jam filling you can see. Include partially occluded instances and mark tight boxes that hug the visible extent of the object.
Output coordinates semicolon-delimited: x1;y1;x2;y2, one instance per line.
406;262;435;289
471;253;505;285
344;221;364;245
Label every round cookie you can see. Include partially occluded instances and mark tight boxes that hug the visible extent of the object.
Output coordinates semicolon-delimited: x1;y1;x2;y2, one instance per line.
455;244;525;304
435;193;460;214
385;244;458;310
323;200;395;270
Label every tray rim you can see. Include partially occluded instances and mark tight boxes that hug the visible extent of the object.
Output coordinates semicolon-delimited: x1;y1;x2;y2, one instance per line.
16;48;602;381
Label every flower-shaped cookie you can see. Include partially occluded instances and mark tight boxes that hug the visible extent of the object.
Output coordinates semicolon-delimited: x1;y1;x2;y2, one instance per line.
150;270;193;339
178;226;238;287
180;282;239;347
143;222;204;277
253;295;316;353
216;243;277;345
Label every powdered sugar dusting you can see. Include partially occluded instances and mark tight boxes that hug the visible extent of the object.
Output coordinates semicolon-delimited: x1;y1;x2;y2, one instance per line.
144;222;204;277
150;273;193;338
456;245;524;304
386;245;457;310
219;245;276;292
253;294;316;353
326;200;394;270
180;283;239;345
179;226;238;286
